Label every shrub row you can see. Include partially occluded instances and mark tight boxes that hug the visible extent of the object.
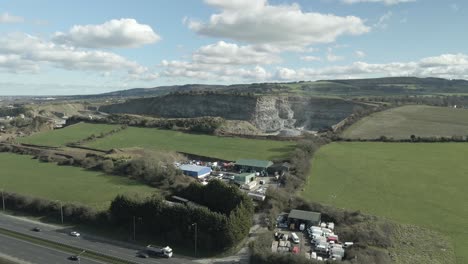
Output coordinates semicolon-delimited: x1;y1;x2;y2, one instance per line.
66;115;225;134
110;180;254;251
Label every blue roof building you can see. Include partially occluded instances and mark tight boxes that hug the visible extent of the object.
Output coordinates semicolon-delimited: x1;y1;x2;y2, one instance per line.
179;164;212;178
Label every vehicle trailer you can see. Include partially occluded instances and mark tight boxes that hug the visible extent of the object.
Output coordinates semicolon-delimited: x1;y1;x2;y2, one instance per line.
145;245;173;258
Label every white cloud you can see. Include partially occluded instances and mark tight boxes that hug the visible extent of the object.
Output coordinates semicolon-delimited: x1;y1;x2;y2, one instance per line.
450;3;460;12
0;33;157;80
355;50;366;58
300;56;321;62
342;0;415;5
188;0;370;50
326;48;344;62
161;59;271;81
53;18;160;48
274;53;468;81
374;11;393;29
0;12;24;23
192;41;281;65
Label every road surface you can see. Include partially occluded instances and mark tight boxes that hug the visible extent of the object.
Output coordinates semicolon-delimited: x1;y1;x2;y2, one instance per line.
0;213;192;264
0;232;103;264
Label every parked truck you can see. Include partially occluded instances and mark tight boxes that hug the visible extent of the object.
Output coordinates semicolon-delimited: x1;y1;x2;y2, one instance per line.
145;245;173;258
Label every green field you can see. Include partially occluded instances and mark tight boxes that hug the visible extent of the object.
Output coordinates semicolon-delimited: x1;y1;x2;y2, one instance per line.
342;105;468;139
0;153;155;209
85;127;295;161
18;122;119;147
302;142;468;263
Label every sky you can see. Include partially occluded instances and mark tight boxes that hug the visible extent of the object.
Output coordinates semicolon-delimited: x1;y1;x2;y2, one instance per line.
0;0;467;95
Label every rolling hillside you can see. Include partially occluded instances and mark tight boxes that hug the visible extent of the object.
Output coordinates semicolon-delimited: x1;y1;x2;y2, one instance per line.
342;105;468;139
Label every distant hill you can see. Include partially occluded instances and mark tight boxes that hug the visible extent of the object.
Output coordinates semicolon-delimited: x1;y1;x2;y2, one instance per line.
55;77;468;101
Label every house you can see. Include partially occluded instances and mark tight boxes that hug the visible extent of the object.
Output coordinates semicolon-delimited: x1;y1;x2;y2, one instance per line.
179;164;212;178
235;159;273;175
288;209;321;228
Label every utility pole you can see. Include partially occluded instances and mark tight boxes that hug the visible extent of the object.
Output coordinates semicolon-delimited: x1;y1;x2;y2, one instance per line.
56;201;63;224
191;223;197;257
1;189;5;212
133;216;136;241
78;250;86;264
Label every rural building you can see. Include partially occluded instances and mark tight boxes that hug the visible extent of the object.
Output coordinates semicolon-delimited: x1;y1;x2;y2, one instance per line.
179;164;212;178
233;173;257;190
288;209;321;228
235;159;273;175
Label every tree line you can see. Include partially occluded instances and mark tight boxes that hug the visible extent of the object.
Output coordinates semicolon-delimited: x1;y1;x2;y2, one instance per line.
67;115;225;134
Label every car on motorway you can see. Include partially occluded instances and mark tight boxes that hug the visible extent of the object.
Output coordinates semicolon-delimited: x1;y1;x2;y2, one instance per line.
136;251;149;258
68;255;80;261
32;227;41;232
69;231;80;237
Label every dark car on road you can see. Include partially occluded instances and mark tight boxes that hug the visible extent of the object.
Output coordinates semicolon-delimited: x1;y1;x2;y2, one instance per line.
32;227;41;232
68;255;80;261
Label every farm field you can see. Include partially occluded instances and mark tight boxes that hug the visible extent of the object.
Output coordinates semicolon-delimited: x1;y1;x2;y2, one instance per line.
17;122;120;147
0;153;155;209
342;105;468;139
86;127;295;161
302;142;468;263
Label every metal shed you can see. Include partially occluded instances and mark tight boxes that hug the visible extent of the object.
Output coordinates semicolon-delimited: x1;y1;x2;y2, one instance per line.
179;164;212;178
235;159;273;175
288;209;321;227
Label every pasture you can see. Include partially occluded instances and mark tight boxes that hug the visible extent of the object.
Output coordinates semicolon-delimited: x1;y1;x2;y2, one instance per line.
0;153;155;209
342;105;468;139
17;122;120;147
302;142;468;263
86;127;295;161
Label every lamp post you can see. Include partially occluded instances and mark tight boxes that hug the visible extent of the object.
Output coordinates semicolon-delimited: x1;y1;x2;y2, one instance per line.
1;189;5;212
55;200;63;224
133;216;136;241
191;223;198;257
78;250;86;264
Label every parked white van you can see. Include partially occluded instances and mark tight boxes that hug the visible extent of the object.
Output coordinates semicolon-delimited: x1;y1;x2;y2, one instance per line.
290;232;300;244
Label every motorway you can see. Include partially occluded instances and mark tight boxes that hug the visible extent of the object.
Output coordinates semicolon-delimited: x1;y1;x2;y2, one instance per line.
0;233;102;264
0;213;193;264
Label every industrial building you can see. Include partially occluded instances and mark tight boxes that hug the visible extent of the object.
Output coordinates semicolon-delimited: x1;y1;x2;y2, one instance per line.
179;164;212;178
235;159;273;175
288;209;321;228
233;172;257;190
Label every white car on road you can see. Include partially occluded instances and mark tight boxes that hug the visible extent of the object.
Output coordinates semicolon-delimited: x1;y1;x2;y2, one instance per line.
69;231;80;237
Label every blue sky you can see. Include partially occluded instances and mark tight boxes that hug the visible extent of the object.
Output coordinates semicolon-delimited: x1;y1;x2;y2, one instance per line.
0;0;467;95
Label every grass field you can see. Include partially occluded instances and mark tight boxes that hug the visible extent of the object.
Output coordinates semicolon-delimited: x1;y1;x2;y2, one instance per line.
18;122;120;147
85;127;295;161
0;153;155;209
302;142;468;263
342;105;468;140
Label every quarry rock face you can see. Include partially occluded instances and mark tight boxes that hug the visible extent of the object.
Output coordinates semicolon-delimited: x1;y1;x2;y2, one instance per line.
100;94;362;132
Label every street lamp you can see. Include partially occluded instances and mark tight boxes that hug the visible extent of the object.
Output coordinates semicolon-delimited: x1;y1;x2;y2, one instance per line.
191;223;198;257
133;216;142;241
1;189;5;212
55;200;63;224
77;250;86;264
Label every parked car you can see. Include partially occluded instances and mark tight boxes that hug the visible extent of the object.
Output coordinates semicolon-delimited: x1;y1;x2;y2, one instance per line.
69;231;80;237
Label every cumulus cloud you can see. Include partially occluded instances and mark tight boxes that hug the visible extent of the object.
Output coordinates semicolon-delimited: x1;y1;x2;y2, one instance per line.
342;0;416;5
188;0;369;50
326;48;344;62
192;41;280;65
0;33;157;80
355;50;366;58
53;18;160;48
0;12;24;23
161;59;271;81
274;53;468;81
300;56;321;62
374;11;393;29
